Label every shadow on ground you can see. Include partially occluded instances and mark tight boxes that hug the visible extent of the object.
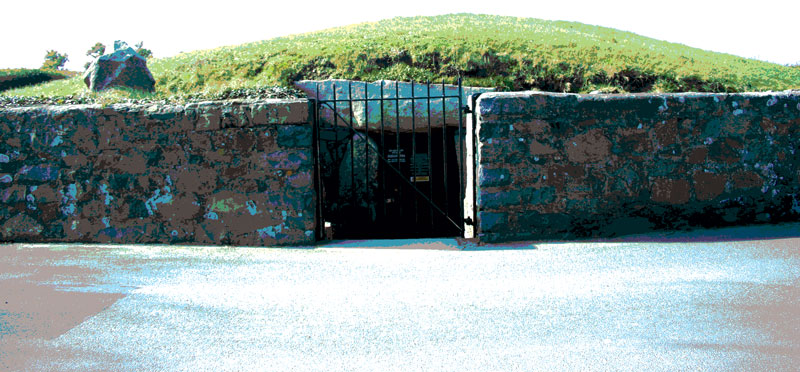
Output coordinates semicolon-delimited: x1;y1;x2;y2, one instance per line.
385;222;800;251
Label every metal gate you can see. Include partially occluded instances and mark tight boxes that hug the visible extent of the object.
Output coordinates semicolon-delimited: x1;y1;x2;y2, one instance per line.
311;79;470;239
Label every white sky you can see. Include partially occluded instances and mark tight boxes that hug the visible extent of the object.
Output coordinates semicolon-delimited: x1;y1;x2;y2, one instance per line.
3;0;799;71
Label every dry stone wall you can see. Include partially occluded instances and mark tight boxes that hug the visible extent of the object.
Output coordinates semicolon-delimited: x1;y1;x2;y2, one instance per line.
0;99;315;246
475;91;800;242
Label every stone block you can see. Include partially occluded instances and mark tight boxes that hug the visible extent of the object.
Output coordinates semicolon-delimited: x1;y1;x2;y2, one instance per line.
145;104;182;121
1;213;43;239
478;211;507;233
276;125;312;148
96;149;148;174
195;104;222;131
517;211;571;230
219;104;250;129
230;130;258;153
512;167;541;185
479;167;511;187
687;147;708;164
527;140;557;156
1;185;26;203
654;118;679;147
565;129;612;164
157;193;202;222
174;109;197;132
613;128;652;156
648;158;680;177
760;117;794;136
478;122;509;141
693;171;726;201
17;165;60;182
731;171;763;190
72;124;98;154
525;187;557;205
31;185;59;203
259;150;310;171
650;178;691;204
708;137;744;164
479;189;522;210
515;119;552;137
478;138;525;164
172;167;217;195
250;100;310;126
288;171;313;189
220;164;249;181
254;129;278;152
159;144;189;169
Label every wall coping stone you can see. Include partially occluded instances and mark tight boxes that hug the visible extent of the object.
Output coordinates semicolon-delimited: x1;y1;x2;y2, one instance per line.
0;98;312;128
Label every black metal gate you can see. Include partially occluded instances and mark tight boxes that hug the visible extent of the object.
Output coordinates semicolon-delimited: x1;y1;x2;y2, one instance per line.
311;79;469;239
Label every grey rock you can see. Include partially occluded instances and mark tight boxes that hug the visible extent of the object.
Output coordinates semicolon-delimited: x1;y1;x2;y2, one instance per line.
294;79;494;132
83;41;155;92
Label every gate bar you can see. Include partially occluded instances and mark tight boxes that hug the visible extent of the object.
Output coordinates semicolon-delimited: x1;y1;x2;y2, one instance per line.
379;81;386;219
395;81;402;220
364;81;370;223
411;80;418;227
313;85;324;239
348;82;355;212
457;77;464;222
426;82;434;229
441;79;448;219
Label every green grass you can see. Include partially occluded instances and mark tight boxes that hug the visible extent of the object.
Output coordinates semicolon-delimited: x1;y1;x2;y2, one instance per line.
5;13;800;99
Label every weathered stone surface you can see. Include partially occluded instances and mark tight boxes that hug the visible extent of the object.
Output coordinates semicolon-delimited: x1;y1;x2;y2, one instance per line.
475;91;800;242
565;129;612;163
650;178;691;204
0;100;315;246
731;171;763;190
692;172;726;201
84;41;155;92
17;165;60;182
1;213;43;239
479;167;511;187
250;100;309;126
478;211;507;232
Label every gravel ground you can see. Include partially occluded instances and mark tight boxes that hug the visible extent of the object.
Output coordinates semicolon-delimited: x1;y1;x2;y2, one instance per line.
1;223;799;371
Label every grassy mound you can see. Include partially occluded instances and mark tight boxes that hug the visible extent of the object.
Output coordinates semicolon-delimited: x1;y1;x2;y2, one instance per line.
0;68;72;92
5;13;800;100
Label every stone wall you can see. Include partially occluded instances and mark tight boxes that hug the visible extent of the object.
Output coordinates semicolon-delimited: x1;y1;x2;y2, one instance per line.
475;92;800;242
0;99;315;246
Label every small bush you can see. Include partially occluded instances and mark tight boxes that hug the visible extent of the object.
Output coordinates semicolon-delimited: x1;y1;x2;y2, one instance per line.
41;50;68;71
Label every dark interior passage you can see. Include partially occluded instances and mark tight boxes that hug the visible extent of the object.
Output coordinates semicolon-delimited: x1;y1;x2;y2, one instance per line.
318;127;465;239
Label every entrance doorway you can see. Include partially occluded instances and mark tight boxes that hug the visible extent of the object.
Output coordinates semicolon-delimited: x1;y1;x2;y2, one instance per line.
311;80;473;239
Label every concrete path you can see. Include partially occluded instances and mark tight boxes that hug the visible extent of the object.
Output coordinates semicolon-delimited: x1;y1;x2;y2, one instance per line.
1;223;799;371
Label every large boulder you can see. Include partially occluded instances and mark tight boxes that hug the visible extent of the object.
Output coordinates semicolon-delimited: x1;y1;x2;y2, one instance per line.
294;79;494;132
83;41;155;92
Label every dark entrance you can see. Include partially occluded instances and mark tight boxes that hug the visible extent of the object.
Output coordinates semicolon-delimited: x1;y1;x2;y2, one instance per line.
311;80;469;239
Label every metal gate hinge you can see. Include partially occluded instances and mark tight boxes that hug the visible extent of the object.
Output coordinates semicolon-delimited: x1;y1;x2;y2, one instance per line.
462;105;472;114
